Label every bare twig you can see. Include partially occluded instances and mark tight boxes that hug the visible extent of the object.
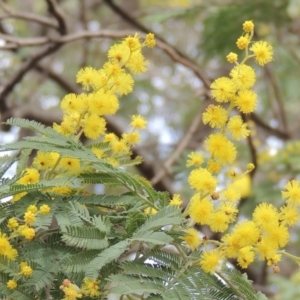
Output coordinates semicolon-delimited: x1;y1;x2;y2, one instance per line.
0;0;58;28
45;0;67;34
250;113;290;140
151;103;208;185
264;64;289;134
103;0;211;90
0;43;61;102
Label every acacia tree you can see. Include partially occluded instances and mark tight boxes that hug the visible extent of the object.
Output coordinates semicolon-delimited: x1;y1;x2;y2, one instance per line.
1;1;300;299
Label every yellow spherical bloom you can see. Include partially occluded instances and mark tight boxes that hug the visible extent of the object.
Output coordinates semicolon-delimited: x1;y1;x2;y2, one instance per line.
186;152;204;168
109;72;134;95
123;33;142;51
83;114;106;140
145;33;156;48
53;118;77;136
126;51;149;74
237;246;255;268
39;204;51;215
234;90;257;114
111;139;130;154
24;211;36;225
27;205;38;214
279;204;299;226
208;211;230;233
60;158;81;171
236;35;249;50
222;233;243;258
131;115;147;129
7;218;19;231
7;279;17;290
61;93;87;114
76;67;99;91
243;20;254;32
20;262;33;277
20;226;35;240
182;228;202;251
250;41;273;66
230;64;256;90
81;278;101;297
47;187;72;195
18;168;40;185
267;253;281;266
232;220;260;247
189;195;214;225
188;168;217;194
103;61;124;78
210;77;236;102
266;225;289;248
205;133;237;166
169;194;183;207
282;180;300;204
202;105;228;128
108;43;131;66
226;52;238;63
33;151;55;170
5;247;18;260
207;159;221;174
200;249;223;273
12;192;27;203
218;201;238;223
144;207;157;215
232;175;252;199
256;237;277;260
122;132;141;145
247;163;255;171
223;184;241;202
252;203;279;230
227;115;250;140
91;147;105;159
89;90;119;116
0;233;11;255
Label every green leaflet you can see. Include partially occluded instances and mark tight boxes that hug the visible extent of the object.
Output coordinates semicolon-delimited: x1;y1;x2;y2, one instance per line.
86;240;130;278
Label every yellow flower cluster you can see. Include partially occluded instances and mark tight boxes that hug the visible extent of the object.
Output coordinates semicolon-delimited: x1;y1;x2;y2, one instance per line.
6;35;154;295
179;21;297;274
60;278;101;299
11;34;154;200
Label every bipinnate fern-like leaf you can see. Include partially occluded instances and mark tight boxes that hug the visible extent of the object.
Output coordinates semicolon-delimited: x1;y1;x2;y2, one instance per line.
61;225;108;250
86;240;130;278
109;274;163;295
75;193;141;208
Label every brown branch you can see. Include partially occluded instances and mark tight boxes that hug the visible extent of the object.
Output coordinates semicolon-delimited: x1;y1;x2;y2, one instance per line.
250;113;291;140
0;0;58;29
102;0;211;90
0;43;61;103
151;102;209;185
45;0;67;35
264;64;289;134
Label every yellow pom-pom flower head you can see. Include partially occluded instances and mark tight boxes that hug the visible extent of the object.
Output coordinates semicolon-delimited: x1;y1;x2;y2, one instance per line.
250;41;273;66
182;228;202;251
210;77;236;102
230;64;256;90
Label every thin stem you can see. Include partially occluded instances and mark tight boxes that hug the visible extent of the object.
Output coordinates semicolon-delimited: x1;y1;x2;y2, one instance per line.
277;250;300;263
47;156;62;179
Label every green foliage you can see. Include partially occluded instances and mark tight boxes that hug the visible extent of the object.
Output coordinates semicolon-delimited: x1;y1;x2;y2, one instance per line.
201;0;289;59
0;118;263;299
